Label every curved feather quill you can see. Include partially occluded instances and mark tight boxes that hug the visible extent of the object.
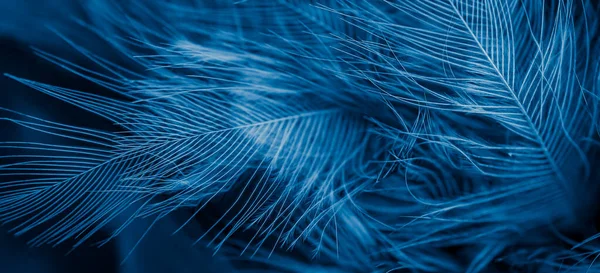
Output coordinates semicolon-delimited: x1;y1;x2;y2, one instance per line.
330;0;599;228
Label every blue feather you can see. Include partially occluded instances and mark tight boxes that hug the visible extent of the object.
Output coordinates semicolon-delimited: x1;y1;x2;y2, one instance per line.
0;0;598;272
330;0;599;232
1;2;384;260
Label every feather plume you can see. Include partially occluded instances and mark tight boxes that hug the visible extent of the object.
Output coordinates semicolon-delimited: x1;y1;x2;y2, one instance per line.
0;0;599;272
328;0;600;231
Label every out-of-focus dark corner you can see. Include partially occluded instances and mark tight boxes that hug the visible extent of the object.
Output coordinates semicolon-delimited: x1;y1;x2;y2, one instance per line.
0;1;235;272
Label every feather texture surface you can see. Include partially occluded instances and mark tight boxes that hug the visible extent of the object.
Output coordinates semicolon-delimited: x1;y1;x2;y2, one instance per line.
0;0;599;272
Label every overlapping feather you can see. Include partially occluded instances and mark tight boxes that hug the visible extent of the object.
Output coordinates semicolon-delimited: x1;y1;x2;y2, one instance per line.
0;0;599;272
